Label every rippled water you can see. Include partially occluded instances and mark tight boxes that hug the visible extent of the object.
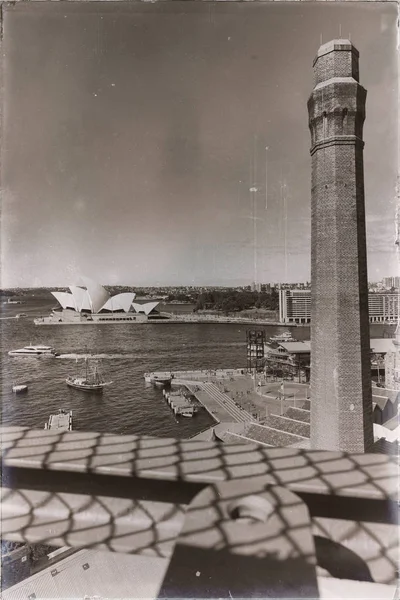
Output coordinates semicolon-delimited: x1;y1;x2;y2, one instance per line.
1;296;389;438
0;297;299;438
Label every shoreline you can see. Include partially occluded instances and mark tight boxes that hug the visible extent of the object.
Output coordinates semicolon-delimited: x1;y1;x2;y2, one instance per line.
34;315;308;327
171;317;307;327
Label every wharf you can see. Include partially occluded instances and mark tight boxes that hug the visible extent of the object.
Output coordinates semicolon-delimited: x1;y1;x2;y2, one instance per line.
163;390;195;416
45;410;73;432
169;370;256;425
148;369;313;441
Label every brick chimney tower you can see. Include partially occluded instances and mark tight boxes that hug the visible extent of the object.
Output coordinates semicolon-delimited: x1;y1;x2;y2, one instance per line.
307;40;374;452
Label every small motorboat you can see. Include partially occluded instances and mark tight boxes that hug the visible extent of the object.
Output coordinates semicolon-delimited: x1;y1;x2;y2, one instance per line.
12;384;28;394
8;344;59;357
154;376;172;387
180;410;194;418
66;358;112;392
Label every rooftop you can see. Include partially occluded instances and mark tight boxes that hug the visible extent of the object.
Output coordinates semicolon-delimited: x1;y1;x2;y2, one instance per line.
1;425;398;598
277;339;397;355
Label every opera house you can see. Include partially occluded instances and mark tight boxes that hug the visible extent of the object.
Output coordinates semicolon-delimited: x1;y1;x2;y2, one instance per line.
34;277;169;325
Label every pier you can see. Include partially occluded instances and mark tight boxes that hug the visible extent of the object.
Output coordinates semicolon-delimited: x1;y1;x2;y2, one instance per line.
163;390;195;417
146;368;304;424
173;380;255;424
146;369;257;425
45;410;73;432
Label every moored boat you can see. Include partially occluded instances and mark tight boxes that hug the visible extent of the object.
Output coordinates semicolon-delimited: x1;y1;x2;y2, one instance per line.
180;410;194;418
144;372;173;386
154;376;172;386
66;358;112;392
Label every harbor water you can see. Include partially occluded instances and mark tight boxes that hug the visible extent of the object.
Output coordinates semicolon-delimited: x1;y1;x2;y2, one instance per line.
0;295;391;439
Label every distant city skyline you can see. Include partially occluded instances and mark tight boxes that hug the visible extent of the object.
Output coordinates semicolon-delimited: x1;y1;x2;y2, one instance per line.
2;277;399;291
1;2;398;288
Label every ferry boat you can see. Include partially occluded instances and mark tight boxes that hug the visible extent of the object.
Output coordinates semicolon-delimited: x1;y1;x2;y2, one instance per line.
66;358;112;392
8;344;59;357
269;331;296;343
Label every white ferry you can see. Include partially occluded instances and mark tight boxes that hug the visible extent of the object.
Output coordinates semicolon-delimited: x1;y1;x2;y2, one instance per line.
269;331;296;343
8;344;59;357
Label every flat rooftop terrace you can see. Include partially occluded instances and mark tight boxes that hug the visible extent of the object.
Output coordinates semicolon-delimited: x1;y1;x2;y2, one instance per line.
1;426;398;598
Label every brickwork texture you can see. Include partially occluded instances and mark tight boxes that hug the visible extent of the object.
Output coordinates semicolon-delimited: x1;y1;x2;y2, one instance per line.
307;40;374;452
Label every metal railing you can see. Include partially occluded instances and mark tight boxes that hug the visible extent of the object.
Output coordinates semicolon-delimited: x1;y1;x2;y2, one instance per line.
1;426;398;597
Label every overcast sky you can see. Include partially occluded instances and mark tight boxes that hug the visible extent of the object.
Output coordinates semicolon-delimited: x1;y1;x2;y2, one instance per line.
1;1;398;288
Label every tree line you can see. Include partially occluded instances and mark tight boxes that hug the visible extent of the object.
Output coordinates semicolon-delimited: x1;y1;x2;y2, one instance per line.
195;289;279;313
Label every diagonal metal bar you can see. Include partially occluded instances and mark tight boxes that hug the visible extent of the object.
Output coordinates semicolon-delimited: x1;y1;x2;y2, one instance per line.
1;427;397;502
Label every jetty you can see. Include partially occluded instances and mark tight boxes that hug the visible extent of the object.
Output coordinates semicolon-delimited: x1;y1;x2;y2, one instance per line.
45;410;73;432
175;380;255;424
163;390;195;417
146;368;257;425
146;369;315;436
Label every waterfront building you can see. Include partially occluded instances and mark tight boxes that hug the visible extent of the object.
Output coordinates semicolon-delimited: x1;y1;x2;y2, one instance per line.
385;324;400;390
308;40;373;452
269;338;396;361
278;289;311;324
279;289;399;324
368;293;399;322
35;276;166;325
52;276;136;313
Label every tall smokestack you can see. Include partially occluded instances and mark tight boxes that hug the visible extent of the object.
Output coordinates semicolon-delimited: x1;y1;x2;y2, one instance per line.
307;40;374;452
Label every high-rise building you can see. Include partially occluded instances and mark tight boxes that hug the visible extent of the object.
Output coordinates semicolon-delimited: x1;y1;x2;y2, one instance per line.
383;276;400;289
278;289;399;324
368;293;399;323
307;40;373;452
279;289;311;323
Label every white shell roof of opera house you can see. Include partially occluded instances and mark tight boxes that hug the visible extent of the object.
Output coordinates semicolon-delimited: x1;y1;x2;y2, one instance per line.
52;277;159;315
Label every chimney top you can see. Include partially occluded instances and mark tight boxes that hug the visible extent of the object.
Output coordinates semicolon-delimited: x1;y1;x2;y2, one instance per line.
316;39;358;58
313;39;360;84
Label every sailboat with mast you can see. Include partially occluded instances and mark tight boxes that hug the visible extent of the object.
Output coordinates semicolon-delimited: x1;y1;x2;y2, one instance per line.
66;357;112;392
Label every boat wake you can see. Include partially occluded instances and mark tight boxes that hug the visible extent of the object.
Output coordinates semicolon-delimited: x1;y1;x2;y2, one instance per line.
57;353;137;360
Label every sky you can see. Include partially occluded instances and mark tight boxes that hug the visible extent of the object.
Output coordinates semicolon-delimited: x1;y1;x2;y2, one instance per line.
1;1;398;288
